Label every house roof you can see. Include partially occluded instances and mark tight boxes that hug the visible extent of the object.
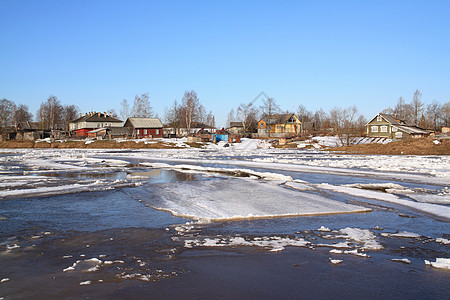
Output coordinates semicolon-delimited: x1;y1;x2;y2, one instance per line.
164;121;215;129
17;121;40;130
107;127;133;136
126;118;163;128
88;128;107;134
71;112;122;124
395;125;429;135
229;122;244;128
367;113;409;126
260;114;299;125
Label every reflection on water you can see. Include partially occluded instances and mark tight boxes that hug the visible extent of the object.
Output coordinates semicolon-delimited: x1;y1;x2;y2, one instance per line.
128;169;197;184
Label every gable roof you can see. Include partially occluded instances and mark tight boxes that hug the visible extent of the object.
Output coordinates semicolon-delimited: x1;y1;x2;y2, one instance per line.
229;122;244;128
125;118;163;128
367;113;409;126
260;114;299;125
17;121;41;130
71;112;122;124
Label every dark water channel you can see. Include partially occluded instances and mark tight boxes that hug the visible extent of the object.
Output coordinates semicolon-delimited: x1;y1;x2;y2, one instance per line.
1;166;449;299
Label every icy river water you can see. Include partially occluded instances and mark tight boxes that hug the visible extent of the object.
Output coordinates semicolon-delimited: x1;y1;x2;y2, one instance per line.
0;142;449;299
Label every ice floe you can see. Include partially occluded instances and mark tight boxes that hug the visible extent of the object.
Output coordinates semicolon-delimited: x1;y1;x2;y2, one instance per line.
333;227;383;250
435;238;450;245
391;258;411;264
329;249;368;257
424;258;450;270
329;259;343;264
184;235;310;252
380;231;421;238
149;178;370;221
317;183;450;220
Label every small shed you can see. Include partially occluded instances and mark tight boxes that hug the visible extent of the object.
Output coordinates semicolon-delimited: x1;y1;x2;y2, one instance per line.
88;128;107;139
211;134;229;142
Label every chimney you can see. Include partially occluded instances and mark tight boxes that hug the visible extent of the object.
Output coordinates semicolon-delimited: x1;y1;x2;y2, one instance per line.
79;113;82;117
98;112;101;117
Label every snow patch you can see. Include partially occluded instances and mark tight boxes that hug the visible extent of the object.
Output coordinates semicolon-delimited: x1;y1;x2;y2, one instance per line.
380;231;421;238
184;236;310;252
424;258;450;269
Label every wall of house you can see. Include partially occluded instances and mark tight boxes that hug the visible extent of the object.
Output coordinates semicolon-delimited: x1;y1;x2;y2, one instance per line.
135;128;163;138
366;117;393;138
366;119;411;139
76;128;92;136
70;121;122;131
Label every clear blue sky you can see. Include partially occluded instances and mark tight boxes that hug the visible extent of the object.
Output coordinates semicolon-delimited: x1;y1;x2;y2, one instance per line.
1;0;449;127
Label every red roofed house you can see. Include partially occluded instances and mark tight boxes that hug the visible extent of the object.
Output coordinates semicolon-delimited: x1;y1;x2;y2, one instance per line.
69;112;123;137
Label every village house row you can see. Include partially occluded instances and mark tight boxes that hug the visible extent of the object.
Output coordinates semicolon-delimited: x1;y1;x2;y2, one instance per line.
5;111;446;141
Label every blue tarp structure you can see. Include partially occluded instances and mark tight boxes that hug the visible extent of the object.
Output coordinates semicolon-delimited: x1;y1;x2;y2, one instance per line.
211;134;228;142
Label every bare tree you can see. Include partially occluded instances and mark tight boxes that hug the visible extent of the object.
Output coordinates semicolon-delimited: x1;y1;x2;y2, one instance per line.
0;98;16;128
381;107;394;115
120;99;130;121
132;93;153;118
109;109;119;118
62;104;79;133
260;97;280;118
442;101;450;127
227;109;235;128
37;95;64;130
329;106;360;146
425;100;442;131
141;93;153;118
394;96;410;120
206;111;215;128
411;90;424;126
14;104;33;124
313;108;328;130
164;100;182;136
297;104;312;123
237;103;258;132
181;90;202;133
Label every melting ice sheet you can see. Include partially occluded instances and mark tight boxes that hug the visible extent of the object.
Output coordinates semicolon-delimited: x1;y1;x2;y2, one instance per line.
145;178;370;221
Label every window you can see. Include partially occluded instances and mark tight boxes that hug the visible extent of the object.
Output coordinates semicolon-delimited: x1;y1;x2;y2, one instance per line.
371;126;378;132
380;126;388;133
137;129;140;135
395;132;403;138
392;126;397;132
156;129;159;135
377;115;382;122
144;129;147;135
260;123;264;128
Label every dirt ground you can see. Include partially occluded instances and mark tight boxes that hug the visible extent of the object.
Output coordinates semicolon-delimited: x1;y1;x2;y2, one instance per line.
0;138;448;155
327;138;450;155
0;140;179;149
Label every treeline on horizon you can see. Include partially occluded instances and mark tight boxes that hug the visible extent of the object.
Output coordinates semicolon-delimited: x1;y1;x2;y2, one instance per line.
1;89;449;134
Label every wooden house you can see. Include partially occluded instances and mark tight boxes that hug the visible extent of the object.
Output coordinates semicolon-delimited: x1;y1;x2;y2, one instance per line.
227;122;244;135
366;113;430;139
163;122;216;137
16;121;44;140
124;118;164;138
257;114;302;137
69;112;123;136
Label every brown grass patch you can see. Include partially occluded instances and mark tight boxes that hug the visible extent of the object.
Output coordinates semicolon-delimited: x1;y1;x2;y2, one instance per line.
327;138;450;155
0;140;180;149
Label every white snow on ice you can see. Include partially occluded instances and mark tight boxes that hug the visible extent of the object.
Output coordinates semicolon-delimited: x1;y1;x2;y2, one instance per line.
424;258;450;270
150;178;370;221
